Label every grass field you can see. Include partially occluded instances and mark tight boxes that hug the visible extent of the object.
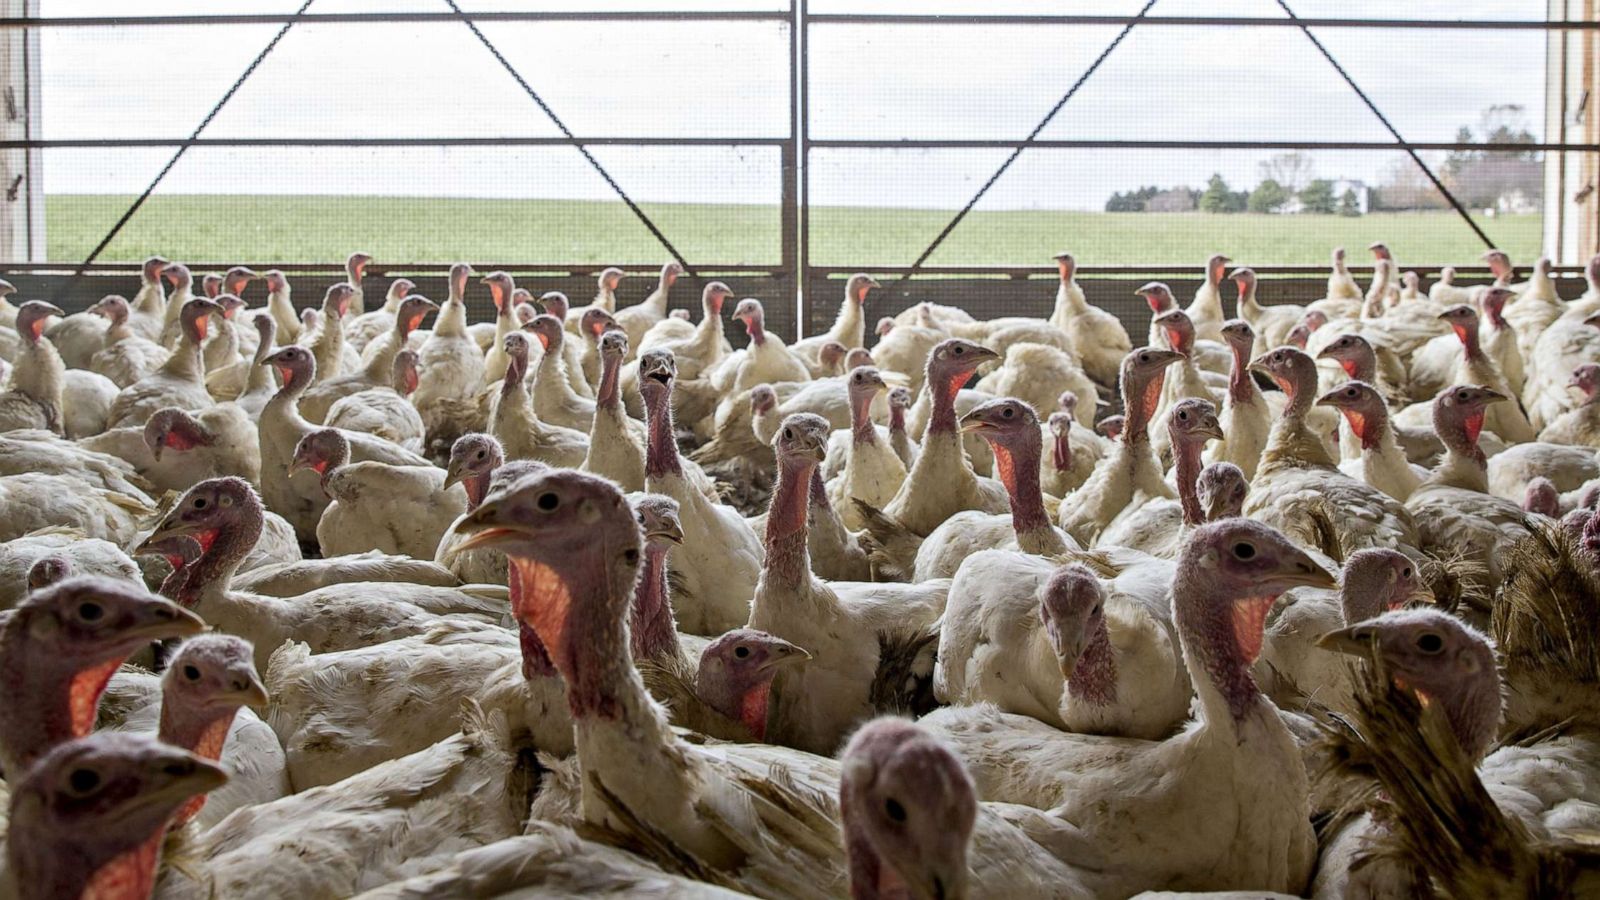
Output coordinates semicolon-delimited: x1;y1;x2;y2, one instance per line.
45;195;1543;268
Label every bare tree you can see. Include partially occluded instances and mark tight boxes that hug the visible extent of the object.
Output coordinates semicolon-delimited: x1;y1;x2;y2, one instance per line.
1258;152;1315;195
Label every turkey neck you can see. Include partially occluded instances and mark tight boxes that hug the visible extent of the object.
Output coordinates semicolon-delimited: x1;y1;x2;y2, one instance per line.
1236;279;1261;318
134;273;165;317
1052;426;1071;473
763;454;815;589
642;384;682;478
0;641;126;778
160;323;207;382
828;285;864;347
850;389;878;446
690;297;724;356
14;332;63;413
744;311;767;347
1173;435;1207;527
176;506;262;611
1430;416;1489;492
888;402;907;438
1122;368;1167;447
435;296;469;338
926;364;974;436
596;352;622;410
160;702;239;827
1066;617;1118;708
506;564;557;680
1172;566;1272;727
629;540;681;664
1227;342;1256;406
1453;318;1487;363
988;431;1052;539
1338;349;1376;385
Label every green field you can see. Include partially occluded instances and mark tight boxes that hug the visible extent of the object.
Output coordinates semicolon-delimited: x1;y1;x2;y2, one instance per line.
44;195;1542;268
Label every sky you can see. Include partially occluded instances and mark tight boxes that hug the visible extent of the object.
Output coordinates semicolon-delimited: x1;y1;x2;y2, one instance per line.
36;0;1551;211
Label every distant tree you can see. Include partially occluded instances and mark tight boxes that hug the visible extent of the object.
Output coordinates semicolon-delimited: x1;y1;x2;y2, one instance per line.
1258;152;1315;195
1299;179;1337;214
1338;188;1361;217
1148;187;1199;212
1200;174;1245;213
1105;185;1162;212
1373;157;1447;211
1248;179;1290;213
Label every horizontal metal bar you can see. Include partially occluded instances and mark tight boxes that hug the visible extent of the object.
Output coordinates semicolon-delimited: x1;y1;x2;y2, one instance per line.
0;262;789;274
0;11;791;28
1;136;788;150
808;264;1591;276
3;13;1583;30
10;138;1582;153
806;14;1597;31
808;139;1600;152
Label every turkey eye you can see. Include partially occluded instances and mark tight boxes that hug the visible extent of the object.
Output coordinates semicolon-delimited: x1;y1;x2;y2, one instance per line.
885;798;906;822
734;645;750;659
67;768;100;795
622;548;639;565
953;346;964;354
1401;567;1412;578
183;665;201;681
1416;633;1444;653
1002;407;1014;418
475;450;485;459
1178;411;1188;419
1232;542;1256;560
536;492;560;511
77;602;103;622
1091;604;1102;616
782;428;793;441
194;498;207;509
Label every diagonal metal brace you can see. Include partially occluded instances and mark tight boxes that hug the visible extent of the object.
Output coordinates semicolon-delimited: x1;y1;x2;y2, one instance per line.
443;0;695;277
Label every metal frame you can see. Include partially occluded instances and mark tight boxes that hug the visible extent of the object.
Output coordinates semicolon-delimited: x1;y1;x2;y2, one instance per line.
0;6;1593;333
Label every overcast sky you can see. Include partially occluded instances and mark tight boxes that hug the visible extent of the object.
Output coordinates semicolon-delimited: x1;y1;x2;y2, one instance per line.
38;0;1549;210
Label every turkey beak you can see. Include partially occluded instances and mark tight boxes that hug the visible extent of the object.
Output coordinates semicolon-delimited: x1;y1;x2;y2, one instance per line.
1313;389;1342;409
758;639;812;671
911;859;969;900
128;596;208;643
1045;621;1087;682
643;515;681;544
1246;355;1273;378
1479;387;1509;404
441;463;467;492
0;278;14;297
1194;418;1224;442
1313;345;1338;361
1584;311;1600;329
971;346;1000;364
1201;490;1233;523
1276;552;1338;591
1316;624;1377;660
127;751;229;815
219;672;271;708
448;500;527;555
957;411;995;435
36;302;64;320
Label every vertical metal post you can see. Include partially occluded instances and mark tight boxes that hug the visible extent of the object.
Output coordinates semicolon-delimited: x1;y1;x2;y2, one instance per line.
795;0;810;337
1548;0;1571;260
781;0;799;334
0;0;42;261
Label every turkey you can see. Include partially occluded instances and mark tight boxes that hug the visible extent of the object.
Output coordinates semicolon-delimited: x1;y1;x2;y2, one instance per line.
1041;405;1103;498
789;273;877;367
1498;254;1565;362
972;340;1097;428
0;471;154;545
1433;298;1535;442
323;348;428;452
1196;460;1249;520
413;262;487;456
0;301;65;433
1098;397;1224;559
1538;362;1600;446
722;297;811;393
490;331;589;468
1405;384;1537;591
1148;308;1220;461
290;428;468;559
1057;347;1183;546
937;555;1189;741
859;339;1006;545
1315;381;1424;502
580;329;647;491
920;520;1333;896
345;276;418;353
256;344;431;540
1244;346;1418;560
1326;246;1363;302
0;532;140;611
86;294;167;388
1524;303;1600;431
3;733;225;900
106;297;223;430
1048;253;1131;389
639;348;763;634
1233;267;1305;355
1204;318;1272;480
302;282;359;386
137;477;504;672
478;271;520;384
0;576;206;775
449;468;1093;899
1184;252;1231;343
80;404;261;493
601;262;680;356
527;313;598;433
826;365;906;530
259;268;300;345
299;293;437;423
